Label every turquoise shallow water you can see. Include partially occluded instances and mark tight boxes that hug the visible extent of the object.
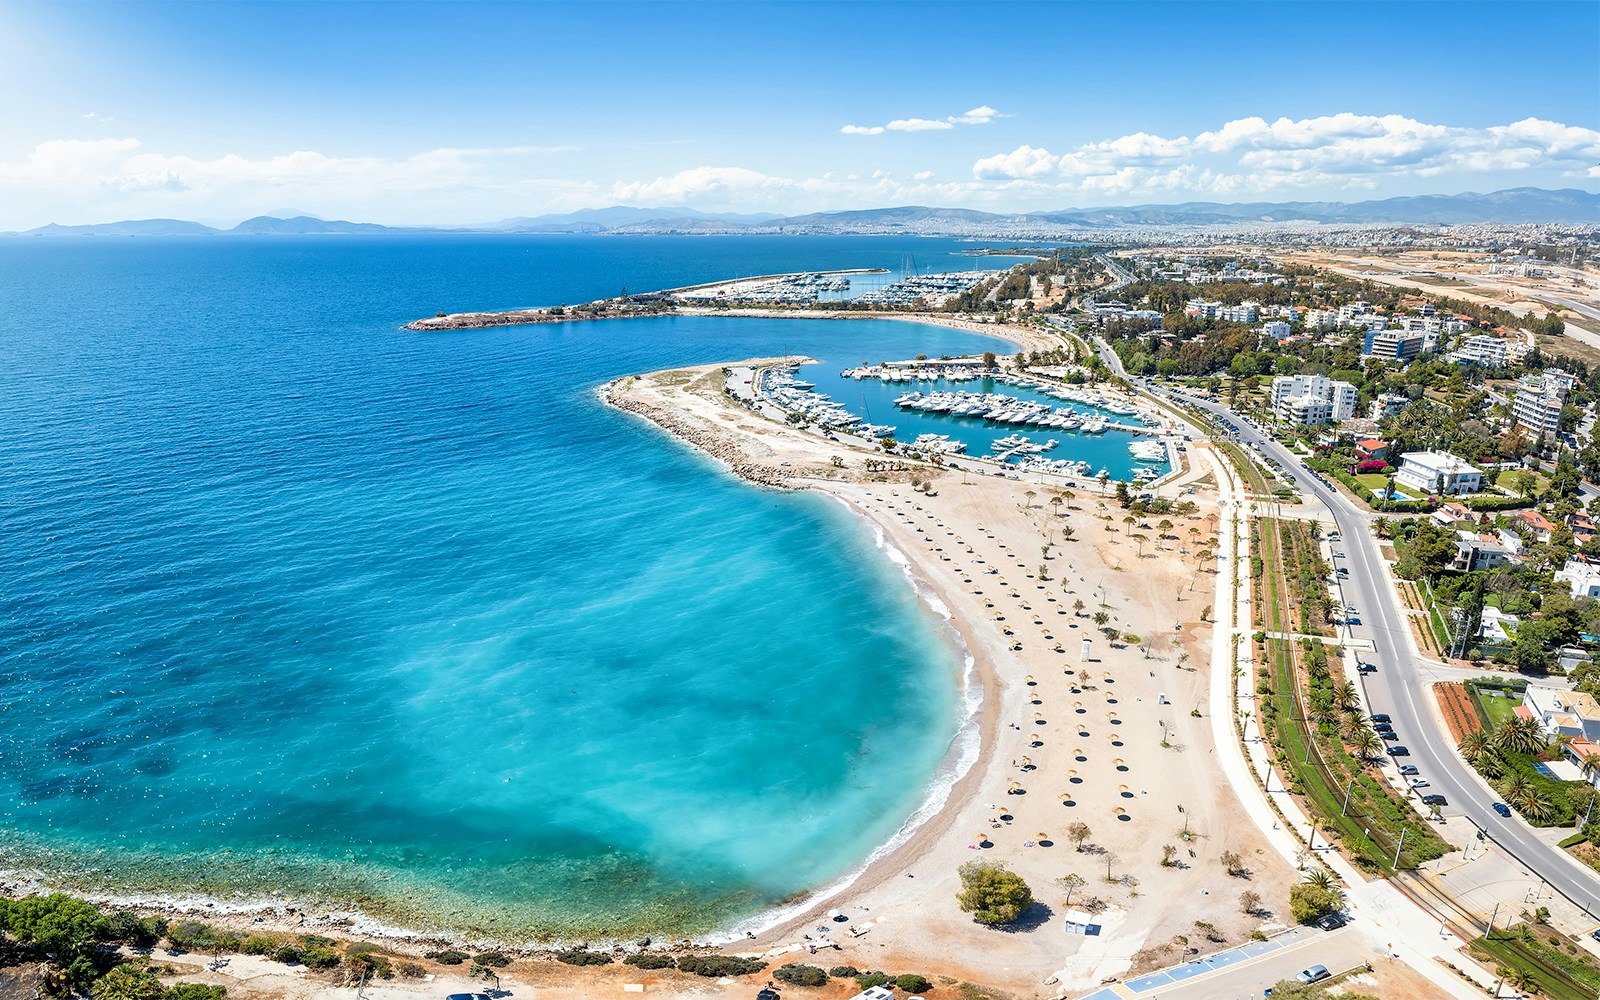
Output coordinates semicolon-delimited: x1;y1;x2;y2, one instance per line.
0;236;1015;941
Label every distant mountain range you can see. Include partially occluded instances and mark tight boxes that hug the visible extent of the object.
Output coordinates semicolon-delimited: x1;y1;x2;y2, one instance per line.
9;188;1598;237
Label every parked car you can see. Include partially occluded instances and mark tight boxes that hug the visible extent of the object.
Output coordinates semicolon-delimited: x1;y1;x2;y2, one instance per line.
1296;965;1331;983
1398;764;1420;776
1357;662;1376;673
1492;802;1512;817
1371;714;1392;724
1379;730;1400;742
1408;777;1430;788
1315;912;1347;930
1389;746;1410;756
1345;616;1361;626
1421;794;1447;806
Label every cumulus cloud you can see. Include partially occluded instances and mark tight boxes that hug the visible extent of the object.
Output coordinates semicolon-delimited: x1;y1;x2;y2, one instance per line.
971;113;1600;197
887;118;954;132
83;111;114;123
842;105;1007;136
913;170;934;181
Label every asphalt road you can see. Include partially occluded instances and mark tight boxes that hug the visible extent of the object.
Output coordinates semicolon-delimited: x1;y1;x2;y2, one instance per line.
1145;379;1600;920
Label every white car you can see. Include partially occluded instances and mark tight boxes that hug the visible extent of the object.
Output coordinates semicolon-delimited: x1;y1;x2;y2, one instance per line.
1408;777;1429;788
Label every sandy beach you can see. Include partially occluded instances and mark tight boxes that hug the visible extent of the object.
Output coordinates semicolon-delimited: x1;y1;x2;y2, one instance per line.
599;352;1299;996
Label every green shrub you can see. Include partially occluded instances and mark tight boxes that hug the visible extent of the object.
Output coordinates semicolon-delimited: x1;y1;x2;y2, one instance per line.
855;972;892;988
271;946;302;965
343;951;392;979
299;947;341;971
238;935;282;956
895;973;933;994
773;964;828;986
108;912;166;949
828;965;860;978
1289;883;1342;924
424;950;468;965
164;984;227;1000
622;954;676;970
396;962;426;978
472;952;511;968
554;951;612;967
94;963;165;1000
674;955;766;977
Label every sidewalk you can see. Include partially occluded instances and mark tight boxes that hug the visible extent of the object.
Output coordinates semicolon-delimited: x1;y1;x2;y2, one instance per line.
1190;445;1492;1000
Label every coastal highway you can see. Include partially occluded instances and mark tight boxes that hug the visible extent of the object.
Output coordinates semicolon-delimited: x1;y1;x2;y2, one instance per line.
1162;385;1600;919
1071;331;1600;918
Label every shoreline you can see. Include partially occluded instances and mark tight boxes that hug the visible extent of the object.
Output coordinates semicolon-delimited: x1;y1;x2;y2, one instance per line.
595;350;1292;993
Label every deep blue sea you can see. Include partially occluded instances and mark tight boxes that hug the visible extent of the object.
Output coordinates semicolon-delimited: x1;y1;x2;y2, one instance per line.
0;235;1023;942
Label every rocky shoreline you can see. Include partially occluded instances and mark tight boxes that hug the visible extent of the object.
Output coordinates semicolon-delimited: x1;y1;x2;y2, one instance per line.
597;379;802;490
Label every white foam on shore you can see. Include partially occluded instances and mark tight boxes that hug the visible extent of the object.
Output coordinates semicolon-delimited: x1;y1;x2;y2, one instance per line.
707;493;985;945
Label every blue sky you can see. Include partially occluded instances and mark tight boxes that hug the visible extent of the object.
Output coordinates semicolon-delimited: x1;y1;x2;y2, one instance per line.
1;0;1596;227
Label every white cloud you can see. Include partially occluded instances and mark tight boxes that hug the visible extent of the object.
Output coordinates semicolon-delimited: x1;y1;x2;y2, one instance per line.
842;105;1006;136
887;118;954;133
913;170;934;181
83;111;115;123
973;144;1058;179
971;113;1600;198
952;105;1003;125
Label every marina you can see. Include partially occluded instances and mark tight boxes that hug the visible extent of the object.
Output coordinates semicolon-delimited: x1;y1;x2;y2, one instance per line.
749;355;1181;484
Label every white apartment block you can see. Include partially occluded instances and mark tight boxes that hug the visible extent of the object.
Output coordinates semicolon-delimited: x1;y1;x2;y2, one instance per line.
1270;374;1357;426
1512;370;1576;436
1453;334;1529;368
1261;320;1292;341
1394;450;1483;495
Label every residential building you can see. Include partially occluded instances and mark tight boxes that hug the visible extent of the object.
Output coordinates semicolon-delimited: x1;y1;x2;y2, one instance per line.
1555;557;1600;599
1431;501;1474;527
1270;374;1357;426
1395;450;1482;495
1364;329;1427;363
1512;370;1577;436
1261;320;1292;341
1451;531;1513;572
1453;334;1529;368
1523;685;1600;741
1370;393;1410;421
1354;438;1389;462
1561;737;1600;789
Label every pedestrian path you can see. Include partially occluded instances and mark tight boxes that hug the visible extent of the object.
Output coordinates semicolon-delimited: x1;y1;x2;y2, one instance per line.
1073;928;1313;1000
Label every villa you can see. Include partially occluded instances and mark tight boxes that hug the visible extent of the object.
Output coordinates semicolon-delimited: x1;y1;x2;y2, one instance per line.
1395;450;1482;496
1522;684;1600;741
1555;557;1600;599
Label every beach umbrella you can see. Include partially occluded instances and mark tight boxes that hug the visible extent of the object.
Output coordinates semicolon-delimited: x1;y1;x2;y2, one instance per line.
1065;769;1078;780
1024;674;1035;683
1020;756;1033;766
1113;807;1127;817
1112;758;1125;767
1007;780;1022;790
1036;832;1050;841
1033;711;1043;720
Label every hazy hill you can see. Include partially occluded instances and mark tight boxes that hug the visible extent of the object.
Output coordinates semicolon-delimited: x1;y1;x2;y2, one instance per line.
229;215;395;234
22;219;220;236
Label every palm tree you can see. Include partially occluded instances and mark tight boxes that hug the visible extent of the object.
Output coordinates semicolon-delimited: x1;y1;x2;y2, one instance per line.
1350;729;1383;762
1497;772;1534;804
1581;752;1600;782
1302;868;1340;896
1122;515;1137;536
1458;730;1491;763
1514;785;1555;822
1060;523;1076;542
1333;681;1361;713
1495;717;1547;755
